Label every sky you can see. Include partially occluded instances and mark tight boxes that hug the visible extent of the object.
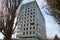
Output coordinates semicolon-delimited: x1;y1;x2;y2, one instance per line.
0;0;60;39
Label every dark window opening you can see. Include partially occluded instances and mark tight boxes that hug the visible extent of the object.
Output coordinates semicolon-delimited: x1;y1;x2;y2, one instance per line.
25;14;26;16
26;9;27;10
25;17;26;19
30;23;35;25
33;27;35;29
30;10;32;11
33;12;35;13
25;11;27;13
33;31;35;34
30;19;32;21
26;28;28;30
33;15;35;17
30;16;32;18
30;13;32;14
30;27;32;30
33;9;35;11
28;10;29;12
24;24;25;26
23;32;25;35
37;23;38;25
33;19;35;21
27;24;28;26
26;32;28;34
24;28;25;30
27;13;29;15
30;31;32;34
1;12;3;15
28;8;29;9
27;20;29;22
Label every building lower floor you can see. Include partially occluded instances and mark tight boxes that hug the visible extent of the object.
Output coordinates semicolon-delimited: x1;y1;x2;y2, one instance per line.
17;36;46;40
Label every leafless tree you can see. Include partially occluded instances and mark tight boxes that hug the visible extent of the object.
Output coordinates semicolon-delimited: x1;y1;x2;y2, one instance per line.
0;0;22;40
54;35;59;40
45;0;60;25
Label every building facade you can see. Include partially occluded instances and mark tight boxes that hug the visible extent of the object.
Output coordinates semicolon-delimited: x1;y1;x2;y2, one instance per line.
16;1;46;40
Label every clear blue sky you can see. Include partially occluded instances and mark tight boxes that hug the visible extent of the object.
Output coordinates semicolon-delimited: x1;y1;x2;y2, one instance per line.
0;0;60;39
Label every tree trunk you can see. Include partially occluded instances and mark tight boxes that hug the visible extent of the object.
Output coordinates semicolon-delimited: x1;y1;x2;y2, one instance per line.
3;28;13;40
4;36;11;40
4;34;12;40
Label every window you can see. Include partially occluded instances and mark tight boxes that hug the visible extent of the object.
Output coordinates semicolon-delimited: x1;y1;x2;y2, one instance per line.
26;32;28;34
33;19;35;21
23;32;25;35
27;20;29;22
17;27;20;29
26;9;27;10
33;15;35;17
21;21;23;23
30;27;32;30
33;9;35;11
32;4;35;7
30;19;32;21
28;10;29;12
28;8;29;9
22;18;23;20
30;10;32;11
27;13;29;15
26;6;27;8
21;24;23;27
30;12;35;15
33;12;35;14
30;23;35;25
27;24;28;26
33;31;35;34
25;11;27;13
30;16;32;18
33;3;35;5
24;21;26;23
26;27;28;30
24;24;25;26
1;12;3;15
33;27;35;29
30;31;32;34
25;17;26;19
37;23;38;25
24;28;25;30
27;17;28;18
25;14;26;16
30;13;32;14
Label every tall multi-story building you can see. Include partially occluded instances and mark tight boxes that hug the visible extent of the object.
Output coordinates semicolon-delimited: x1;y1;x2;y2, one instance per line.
16;1;46;40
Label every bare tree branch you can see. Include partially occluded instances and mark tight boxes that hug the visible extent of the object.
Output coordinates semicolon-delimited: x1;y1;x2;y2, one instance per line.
0;0;22;40
1;30;6;36
46;0;60;25
13;19;18;32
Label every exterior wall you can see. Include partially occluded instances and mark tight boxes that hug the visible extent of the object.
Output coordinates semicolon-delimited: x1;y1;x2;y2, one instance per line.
35;2;46;40
16;1;46;40
19;38;35;40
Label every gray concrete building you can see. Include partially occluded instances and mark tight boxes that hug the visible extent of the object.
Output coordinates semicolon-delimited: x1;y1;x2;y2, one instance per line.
16;1;46;40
